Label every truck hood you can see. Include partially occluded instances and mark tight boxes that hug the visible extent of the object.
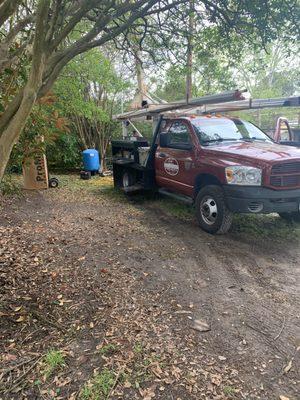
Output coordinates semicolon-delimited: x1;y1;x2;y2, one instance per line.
205;141;300;165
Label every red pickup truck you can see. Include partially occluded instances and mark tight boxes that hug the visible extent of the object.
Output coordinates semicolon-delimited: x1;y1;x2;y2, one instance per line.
112;115;300;234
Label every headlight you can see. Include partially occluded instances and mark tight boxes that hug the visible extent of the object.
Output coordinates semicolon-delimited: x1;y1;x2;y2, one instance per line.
225;166;262;186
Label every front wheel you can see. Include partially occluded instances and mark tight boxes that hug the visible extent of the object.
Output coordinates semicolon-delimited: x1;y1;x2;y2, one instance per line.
195;185;233;234
279;212;300;223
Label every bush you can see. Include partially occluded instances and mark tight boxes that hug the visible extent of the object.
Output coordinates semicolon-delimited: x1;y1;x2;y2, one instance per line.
46;131;82;171
0;174;22;196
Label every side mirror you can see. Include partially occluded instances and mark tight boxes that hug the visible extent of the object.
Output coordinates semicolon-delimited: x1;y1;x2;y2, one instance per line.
160;133;169;147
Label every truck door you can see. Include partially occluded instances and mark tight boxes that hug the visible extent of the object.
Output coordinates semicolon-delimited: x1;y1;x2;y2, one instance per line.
155;120;196;197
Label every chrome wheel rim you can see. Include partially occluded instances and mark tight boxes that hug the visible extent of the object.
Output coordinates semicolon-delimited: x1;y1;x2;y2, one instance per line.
200;196;218;225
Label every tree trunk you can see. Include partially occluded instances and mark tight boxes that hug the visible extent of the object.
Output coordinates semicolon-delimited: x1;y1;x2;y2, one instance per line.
100;153;106;173
0;0;49;183
100;139;109;173
186;0;194;103
0;88;38;179
74;115;88;149
135;49;147;105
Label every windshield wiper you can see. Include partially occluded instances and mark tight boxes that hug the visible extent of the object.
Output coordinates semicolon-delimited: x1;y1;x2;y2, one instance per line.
241;137;267;142
202;138;240;145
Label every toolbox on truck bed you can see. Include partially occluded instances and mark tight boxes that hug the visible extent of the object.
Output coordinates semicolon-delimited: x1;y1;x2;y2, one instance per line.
112;139;156;191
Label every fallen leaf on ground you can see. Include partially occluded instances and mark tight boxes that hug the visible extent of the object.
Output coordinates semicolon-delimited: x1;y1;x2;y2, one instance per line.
283;360;292;374
15;316;25;322
192;319;211;332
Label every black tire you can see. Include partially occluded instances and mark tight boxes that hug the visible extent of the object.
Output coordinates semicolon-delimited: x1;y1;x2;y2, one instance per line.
279;212;300;222
121;171;135;189
48;177;59;188
195;185;233;234
80;171;91;180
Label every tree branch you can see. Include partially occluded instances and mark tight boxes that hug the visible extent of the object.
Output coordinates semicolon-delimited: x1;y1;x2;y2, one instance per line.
49;0;101;50
0;0;22;28
39;0;161;97
0;14;34;47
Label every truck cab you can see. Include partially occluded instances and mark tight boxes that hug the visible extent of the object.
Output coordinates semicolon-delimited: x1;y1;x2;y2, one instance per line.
112;114;300;234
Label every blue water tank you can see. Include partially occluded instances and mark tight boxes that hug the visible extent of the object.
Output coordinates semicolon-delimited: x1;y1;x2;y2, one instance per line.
83;149;100;172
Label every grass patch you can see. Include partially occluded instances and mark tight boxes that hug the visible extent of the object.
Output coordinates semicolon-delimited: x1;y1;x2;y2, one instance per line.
223;385;236;397
42;350;65;379
98;343;118;356
154;197;193;220
133;342;143;354
54;174;124;201
232;213;300;240
79;368;115;400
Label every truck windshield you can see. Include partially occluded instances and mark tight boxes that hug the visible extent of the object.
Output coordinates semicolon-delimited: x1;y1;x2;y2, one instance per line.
192;118;272;145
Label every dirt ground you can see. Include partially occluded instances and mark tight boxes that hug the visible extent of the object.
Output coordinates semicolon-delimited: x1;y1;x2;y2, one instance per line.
0;175;299;400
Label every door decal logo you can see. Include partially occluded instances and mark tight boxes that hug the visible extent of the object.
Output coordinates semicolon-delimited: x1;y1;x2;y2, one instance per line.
164;158;179;176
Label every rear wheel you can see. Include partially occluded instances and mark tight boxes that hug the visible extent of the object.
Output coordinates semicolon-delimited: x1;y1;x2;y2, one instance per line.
122;171;135;188
195;185;233;234
279;212;300;222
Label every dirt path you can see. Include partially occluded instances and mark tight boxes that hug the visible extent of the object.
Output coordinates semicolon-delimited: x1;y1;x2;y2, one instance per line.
0;176;299;399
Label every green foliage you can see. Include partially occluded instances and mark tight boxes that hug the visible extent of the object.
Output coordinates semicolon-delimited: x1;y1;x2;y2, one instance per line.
0;57;29;113
6;48;129;174
51;48;129;169
0;174;22;196
54;49;128;124
98;343;118;355
155;65;187;101
42;350;66;379
9;96;73;172
79;368;115;400
230;42;300;131
223;385;236;397
46;131;82;171
133;342;144;354
232;214;300;240
1;0;299;180
153;38;299;135
234;41;299;97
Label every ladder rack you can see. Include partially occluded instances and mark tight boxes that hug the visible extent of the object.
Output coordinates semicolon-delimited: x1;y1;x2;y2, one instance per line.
114;89;246;121
196;96;300;115
114;93;300;121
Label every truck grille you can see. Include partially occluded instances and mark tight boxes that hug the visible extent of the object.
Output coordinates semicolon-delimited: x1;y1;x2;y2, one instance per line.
272;162;300;174
270;162;300;188
270;175;300;187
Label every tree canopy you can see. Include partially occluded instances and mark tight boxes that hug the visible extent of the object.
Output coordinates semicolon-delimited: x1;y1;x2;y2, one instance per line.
0;0;299;180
